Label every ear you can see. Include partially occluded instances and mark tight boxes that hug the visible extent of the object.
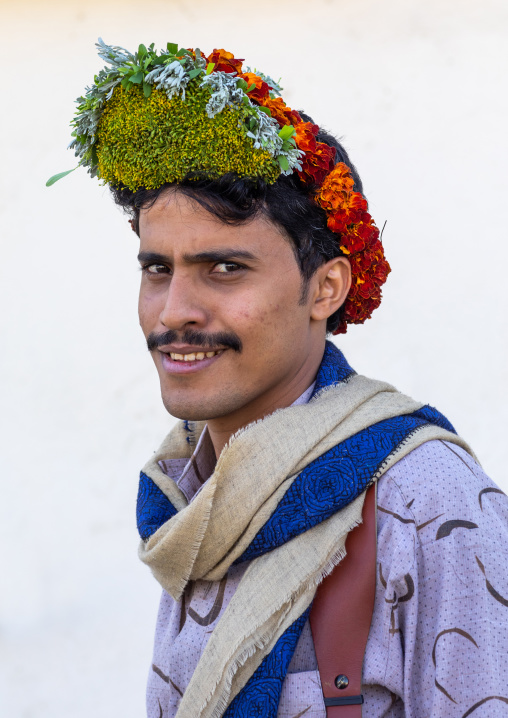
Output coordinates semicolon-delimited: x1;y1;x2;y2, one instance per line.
310;257;351;323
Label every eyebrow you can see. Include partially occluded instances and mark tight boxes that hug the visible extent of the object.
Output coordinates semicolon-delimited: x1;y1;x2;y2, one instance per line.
137;248;259;265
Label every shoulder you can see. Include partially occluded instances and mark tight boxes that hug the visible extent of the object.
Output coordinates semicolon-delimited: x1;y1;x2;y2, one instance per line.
377;439;508;548
374;438;508;599
368;445;508;715
372;437;508;668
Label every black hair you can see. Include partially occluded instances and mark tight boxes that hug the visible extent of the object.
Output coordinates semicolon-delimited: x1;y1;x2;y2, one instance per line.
110;113;364;333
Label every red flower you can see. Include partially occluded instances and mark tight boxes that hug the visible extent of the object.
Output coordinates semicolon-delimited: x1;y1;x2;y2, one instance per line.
357;276;376;300
348;283;359;299
373;259;391;282
349;192;368;213
207;49;244;74
298;141;336;185
341;229;366;255
327;211;349;235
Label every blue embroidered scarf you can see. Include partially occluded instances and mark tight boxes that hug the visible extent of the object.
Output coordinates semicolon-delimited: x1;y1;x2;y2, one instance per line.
137;342;455;716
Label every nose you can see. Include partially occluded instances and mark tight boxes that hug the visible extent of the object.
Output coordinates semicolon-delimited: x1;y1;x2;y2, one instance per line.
158;272;208;330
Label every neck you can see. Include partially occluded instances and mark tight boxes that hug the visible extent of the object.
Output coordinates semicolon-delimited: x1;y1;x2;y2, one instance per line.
207;342;325;458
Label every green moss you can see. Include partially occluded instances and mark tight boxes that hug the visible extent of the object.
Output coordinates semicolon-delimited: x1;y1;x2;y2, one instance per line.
96;83;279;190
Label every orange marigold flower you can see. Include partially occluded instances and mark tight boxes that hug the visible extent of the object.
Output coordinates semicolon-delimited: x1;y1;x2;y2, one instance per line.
319;186;349;210
294;122;319;152
315;161;355;205
316;183;346;206
238;72;271;103
320;161;351;186
207;49;244;74
262;97;301;126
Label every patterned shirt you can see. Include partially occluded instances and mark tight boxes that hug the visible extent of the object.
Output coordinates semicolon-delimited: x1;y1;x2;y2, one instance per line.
147;422;508;716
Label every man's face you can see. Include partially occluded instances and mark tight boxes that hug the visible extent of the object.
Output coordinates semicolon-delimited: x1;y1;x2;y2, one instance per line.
138;190;329;429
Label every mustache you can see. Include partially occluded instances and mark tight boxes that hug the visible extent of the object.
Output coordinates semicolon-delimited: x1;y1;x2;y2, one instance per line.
146;328;243;354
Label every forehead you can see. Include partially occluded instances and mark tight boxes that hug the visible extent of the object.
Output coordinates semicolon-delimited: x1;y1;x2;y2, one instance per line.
138;190;293;261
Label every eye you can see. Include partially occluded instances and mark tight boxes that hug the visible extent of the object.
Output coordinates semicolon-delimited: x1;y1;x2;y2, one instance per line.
212;262;243;274
142;263;170;275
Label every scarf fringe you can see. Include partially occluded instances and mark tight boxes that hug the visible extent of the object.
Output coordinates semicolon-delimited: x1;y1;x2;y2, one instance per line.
176;499;214;599
205;617;289;718
193;512;361;718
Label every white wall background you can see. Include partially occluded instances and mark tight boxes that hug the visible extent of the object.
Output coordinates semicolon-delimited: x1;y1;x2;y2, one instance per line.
1;0;507;715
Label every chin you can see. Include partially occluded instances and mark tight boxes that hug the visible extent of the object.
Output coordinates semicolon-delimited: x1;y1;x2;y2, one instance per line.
161;391;245;422
163;403;209;422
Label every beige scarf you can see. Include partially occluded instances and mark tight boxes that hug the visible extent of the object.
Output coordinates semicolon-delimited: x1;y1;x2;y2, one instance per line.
139;373;473;718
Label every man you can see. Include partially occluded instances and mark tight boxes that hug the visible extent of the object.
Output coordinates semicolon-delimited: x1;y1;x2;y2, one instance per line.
50;40;508;716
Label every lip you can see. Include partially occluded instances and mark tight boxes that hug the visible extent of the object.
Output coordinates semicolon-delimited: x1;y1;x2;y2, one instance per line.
159;348;225;375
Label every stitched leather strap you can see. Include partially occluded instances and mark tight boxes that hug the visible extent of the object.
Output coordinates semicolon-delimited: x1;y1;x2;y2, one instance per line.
310;484;377;717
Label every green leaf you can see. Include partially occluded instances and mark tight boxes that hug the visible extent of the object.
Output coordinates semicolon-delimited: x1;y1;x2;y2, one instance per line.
258;105;272;116
277;155;289;172
206;62;215;75
143;81;152;98
130;71;143;84
278;124;295;140
46;168;77;187
247;83;257;92
138;43;147;58
237;78;248;91
167;42;179;54
188;68;202;79
121;77;131;89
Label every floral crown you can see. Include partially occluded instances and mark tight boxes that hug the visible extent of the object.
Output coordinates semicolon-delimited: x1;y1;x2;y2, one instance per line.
48;39;390;334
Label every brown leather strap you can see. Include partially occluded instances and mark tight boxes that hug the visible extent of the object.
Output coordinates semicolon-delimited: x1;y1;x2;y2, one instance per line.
310;484;377;717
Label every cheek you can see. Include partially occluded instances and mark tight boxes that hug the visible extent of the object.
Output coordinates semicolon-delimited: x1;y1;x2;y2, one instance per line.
138;288;162;335
231;291;297;346
232;296;277;329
